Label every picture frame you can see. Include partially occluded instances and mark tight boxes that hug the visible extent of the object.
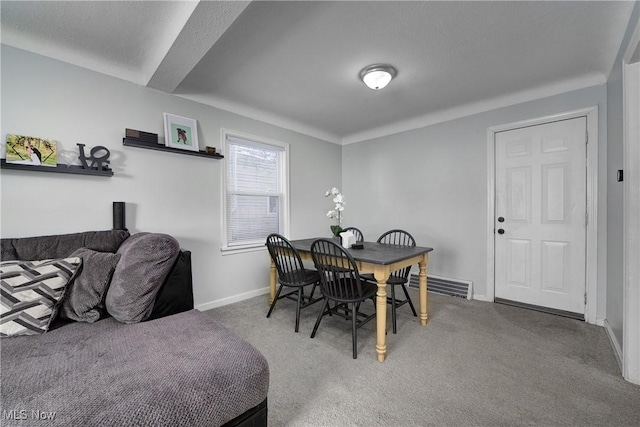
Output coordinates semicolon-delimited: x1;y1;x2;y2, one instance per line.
163;113;199;152
5;134;58;167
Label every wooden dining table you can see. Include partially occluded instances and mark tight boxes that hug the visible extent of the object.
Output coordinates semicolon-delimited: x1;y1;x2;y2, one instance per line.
268;237;434;362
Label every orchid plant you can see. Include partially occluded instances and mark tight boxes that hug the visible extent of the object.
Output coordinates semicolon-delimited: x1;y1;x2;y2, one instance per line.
325;187;345;236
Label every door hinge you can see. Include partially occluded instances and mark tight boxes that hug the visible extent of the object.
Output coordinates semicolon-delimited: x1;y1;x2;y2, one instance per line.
585;131;589;145
585;211;589;226
584;293;587;305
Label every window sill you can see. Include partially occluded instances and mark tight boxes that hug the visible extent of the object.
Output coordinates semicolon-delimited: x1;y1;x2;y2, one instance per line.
220;245;267;256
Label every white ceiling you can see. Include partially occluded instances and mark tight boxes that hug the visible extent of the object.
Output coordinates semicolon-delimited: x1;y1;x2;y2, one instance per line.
1;1;636;144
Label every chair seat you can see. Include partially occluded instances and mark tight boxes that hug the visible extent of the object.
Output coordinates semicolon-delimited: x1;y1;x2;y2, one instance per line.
281;268;320;287
324;278;377;303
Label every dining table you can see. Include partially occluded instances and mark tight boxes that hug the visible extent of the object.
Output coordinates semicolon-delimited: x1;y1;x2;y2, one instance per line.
268;237;434;362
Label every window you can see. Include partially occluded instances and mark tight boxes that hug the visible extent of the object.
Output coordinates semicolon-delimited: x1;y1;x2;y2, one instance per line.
222;130;289;252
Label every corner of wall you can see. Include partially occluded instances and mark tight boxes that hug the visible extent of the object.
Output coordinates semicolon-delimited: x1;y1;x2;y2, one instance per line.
603;318;623;371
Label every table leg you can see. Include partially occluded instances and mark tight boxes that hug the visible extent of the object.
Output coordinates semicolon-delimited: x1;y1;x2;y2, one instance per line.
374;267;389;362
419;254;429;326
269;258;277;304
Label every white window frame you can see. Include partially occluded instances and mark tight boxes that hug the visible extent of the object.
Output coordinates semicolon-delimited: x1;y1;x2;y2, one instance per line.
221;128;290;255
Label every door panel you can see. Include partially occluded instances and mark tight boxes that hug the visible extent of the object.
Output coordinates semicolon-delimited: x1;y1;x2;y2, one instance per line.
542;163;570;223
541;240;569;292
495;117;586;314
507;239;531;287
507;167;530;222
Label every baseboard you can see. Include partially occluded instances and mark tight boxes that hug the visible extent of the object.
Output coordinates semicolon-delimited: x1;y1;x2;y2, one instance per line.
472;294;492;302
603;319;623;372
196;286;270;312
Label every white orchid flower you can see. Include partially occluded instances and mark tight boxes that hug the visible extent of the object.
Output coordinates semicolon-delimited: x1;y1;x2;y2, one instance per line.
325;187;345;228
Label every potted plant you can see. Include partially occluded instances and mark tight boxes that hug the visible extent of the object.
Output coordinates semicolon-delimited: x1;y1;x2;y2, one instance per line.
325;187;345;237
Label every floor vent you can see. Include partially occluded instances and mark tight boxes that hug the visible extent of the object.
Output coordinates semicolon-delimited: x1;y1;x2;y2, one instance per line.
409;274;473;300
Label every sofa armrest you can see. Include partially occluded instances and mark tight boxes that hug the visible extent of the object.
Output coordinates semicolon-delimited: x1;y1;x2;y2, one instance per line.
147;250;194;320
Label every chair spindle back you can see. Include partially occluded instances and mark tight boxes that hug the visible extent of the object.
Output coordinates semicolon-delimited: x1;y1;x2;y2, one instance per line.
311;238;366;303
342;227;364;242
377;229;416;281
266;234;307;286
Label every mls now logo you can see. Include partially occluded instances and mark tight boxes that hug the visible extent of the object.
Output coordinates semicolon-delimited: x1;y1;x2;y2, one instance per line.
2;410;27;420
31;410;56;420
2;410;56;420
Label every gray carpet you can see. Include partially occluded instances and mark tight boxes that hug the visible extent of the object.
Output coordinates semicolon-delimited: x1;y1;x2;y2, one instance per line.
205;289;640;426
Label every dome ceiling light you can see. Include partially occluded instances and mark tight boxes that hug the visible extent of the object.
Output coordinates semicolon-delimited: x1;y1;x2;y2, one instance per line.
359;64;397;90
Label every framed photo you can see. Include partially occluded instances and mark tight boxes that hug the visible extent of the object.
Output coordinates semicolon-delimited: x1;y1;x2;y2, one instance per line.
163;113;199;152
5;134;58;167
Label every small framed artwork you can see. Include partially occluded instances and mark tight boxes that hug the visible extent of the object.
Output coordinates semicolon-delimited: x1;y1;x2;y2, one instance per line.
163;113;199;152
5;134;58;167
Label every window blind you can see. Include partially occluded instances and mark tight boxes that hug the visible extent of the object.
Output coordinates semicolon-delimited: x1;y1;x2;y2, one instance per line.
225;135;285;247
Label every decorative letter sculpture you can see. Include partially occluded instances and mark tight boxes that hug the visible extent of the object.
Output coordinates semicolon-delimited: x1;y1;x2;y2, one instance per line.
77;144;111;171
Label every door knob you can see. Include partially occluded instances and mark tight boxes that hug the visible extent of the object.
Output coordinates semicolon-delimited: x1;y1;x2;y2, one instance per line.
498;217;505;223
497;229;505;235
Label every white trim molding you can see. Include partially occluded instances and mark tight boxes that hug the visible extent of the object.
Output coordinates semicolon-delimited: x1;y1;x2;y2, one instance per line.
220;128;291;255
471;294;492;303
486;106;599;324
605;319;624;371
196;286;270;312
184;73;604;147
181;93;342;144
622;19;640;385
343;73;605;145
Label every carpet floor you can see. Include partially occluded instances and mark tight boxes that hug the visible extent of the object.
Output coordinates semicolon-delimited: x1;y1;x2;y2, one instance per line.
205;289;640;427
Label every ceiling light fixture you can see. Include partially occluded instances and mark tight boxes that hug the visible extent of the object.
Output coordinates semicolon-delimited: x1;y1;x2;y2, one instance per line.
359;64;397;90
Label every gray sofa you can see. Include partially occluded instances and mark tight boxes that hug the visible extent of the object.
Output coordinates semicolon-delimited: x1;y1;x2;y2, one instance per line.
0;230;269;426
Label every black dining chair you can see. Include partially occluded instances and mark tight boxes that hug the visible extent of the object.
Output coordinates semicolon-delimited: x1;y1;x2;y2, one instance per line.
363;229;418;334
266;233;322;332
310;238;377;359
342;227;364;242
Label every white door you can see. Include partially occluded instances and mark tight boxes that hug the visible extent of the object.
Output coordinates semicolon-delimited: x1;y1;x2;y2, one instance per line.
495;117;587;315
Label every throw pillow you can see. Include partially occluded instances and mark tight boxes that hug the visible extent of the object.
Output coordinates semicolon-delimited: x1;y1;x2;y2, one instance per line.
59;248;121;323
0;257;81;337
105;233;180;324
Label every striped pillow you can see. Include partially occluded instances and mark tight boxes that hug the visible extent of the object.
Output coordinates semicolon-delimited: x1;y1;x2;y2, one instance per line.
0;257;81;337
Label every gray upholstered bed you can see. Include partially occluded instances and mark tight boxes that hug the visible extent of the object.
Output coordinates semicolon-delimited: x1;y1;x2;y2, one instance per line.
1;230;269;426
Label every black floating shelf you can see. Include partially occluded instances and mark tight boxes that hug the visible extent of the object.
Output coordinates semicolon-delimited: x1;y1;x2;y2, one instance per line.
0;159;113;176
123;138;224;159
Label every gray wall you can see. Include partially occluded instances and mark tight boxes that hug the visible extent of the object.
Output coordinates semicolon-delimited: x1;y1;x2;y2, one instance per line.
606;2;640;348
343;85;608;319
0;45;341;309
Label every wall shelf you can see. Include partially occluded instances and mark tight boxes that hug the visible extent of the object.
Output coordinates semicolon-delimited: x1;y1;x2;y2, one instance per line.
0;159;113;176
123;138;224;159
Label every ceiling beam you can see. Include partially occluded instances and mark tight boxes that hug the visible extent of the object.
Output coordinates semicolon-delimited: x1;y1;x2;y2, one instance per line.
146;0;250;93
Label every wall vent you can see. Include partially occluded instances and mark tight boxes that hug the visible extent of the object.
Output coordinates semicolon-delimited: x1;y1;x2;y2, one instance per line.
409;274;473;300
